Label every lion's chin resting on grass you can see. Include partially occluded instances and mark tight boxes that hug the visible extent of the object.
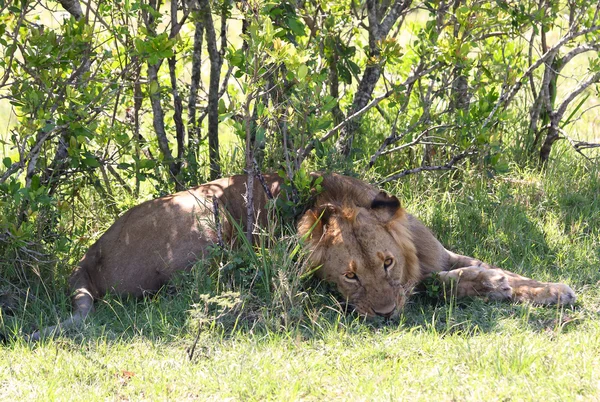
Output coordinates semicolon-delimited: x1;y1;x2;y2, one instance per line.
30;173;575;340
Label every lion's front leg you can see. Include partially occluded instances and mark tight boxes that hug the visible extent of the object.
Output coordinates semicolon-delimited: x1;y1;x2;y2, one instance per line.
437;266;575;305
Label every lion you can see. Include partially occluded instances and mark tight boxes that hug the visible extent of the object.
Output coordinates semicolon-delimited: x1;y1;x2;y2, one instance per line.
30;173;575;339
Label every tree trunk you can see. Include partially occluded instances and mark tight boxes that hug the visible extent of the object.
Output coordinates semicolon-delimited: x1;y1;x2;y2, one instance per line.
148;61;179;179
335;0;412;156
188;17;204;156
200;0;222;180
168;57;185;190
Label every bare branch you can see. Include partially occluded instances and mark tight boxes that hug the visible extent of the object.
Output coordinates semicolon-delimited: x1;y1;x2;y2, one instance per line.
559;42;600;69
379;150;476;184
484;25;600;126
382;124;453;156
556;71;600;120
301;62;440;160
0;161;24;184
254;159;273;200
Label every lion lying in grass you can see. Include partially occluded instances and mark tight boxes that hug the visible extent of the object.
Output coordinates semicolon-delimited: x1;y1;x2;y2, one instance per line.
31;173;575;340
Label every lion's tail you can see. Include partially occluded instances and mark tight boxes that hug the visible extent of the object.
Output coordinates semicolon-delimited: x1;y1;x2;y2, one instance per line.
28;267;96;341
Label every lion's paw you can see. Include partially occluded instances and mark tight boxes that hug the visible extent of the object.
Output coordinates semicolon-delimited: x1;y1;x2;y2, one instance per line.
525;282;576;306
438;266;513;300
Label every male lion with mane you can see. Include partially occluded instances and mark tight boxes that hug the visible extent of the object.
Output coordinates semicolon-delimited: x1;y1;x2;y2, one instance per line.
31;173;575;340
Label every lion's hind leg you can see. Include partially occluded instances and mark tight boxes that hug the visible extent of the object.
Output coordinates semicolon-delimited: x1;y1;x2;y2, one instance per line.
437;266;575;305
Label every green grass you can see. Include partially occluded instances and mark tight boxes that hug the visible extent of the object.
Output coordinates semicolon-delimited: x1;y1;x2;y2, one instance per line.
1;154;600;400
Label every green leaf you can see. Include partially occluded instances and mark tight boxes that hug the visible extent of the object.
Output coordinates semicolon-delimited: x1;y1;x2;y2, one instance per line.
346;60;360;75
30;175;40;190
297;64;308;80
3;157;11;168
287;17;306;37
561;93;590;128
218;98;227;114
84;156;101;168
255;127;266;145
149;80;159;95
495;160;509;173
264;17;273;41
138;159;156;169
321;96;337;112
315;118;332;131
229;49;244;68
337;64;351;84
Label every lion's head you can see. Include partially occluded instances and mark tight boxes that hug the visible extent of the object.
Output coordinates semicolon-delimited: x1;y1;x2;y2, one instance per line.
298;189;420;318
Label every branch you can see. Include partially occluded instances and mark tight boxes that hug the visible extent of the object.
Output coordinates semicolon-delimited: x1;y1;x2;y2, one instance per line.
212;197;224;249
302;89;394;158
379;150;476;184
559;42;600;69
58;0;83;20
483;25;600;127
169;0;191;39
575;141;600;151
0;161;24;184
147;63;176;169
382;124;452;155
380;0;413;37
300;62;440;160
556;128;598;162
556;71;600;120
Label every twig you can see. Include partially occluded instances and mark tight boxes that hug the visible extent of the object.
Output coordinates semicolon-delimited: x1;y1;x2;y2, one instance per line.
253;158;273;200
379;150;476;184
378;124;452;161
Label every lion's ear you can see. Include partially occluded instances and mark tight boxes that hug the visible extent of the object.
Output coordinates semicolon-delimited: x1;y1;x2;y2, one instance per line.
298;203;338;243
370;191;402;221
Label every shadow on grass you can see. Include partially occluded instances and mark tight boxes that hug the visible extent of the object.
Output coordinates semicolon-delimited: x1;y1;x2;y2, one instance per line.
2;173;596;347
1;274;586;351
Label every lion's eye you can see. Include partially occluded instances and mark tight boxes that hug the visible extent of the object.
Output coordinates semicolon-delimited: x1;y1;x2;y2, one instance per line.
344;271;358;280
384;258;394;270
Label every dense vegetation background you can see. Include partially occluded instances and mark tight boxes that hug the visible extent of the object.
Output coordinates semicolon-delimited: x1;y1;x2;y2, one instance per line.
1;1;600;399
1;0;599;280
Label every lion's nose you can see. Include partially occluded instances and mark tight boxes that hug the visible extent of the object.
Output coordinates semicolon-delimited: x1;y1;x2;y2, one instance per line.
373;307;395;318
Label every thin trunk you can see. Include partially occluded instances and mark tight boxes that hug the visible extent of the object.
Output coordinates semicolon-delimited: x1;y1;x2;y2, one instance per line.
539;70;600;163
199;0;222;180
245;103;255;245
147;61;178;179
188;17;204;155
168;56;185;190
145;0;179;182
328;49;345;128
336;0;412;156
449;0;469;113
539;115;560;164
337;64;382;156
132;57;148;197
